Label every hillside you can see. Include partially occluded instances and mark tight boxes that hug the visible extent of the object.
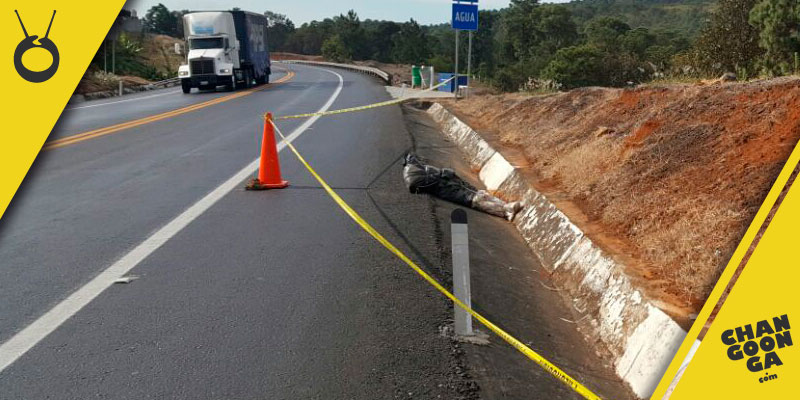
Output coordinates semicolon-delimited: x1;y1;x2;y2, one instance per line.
441;76;800;314
76;33;184;95
565;0;715;36
138;34;185;77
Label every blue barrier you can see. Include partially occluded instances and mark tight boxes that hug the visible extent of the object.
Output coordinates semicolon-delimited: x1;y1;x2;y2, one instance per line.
437;73;469;93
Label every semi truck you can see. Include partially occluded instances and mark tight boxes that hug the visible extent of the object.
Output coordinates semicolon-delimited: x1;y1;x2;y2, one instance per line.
178;11;270;93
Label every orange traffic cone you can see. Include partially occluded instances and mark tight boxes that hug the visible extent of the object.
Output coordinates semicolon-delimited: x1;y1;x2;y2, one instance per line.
246;113;289;190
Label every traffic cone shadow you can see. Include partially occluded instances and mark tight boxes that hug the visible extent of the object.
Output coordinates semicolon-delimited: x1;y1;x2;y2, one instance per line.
246;112;289;190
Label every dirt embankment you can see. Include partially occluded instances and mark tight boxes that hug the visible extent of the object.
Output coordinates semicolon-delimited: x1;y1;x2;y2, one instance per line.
441;77;800;313
354;60;412;86
75;34;184;95
141;34;185;76
74;73;150;95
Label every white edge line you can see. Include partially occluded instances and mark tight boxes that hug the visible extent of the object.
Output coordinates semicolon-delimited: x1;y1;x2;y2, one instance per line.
66;89;182;110
0;67;345;373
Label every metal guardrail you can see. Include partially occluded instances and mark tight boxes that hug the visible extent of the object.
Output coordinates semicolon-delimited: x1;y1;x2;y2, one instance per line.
278;60;392;85
147;77;180;88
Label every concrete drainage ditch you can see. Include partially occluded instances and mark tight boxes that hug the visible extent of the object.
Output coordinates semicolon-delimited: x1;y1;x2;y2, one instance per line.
427;102;686;399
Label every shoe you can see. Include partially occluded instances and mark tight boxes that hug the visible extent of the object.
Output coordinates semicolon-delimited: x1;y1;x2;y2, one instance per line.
504;201;524;221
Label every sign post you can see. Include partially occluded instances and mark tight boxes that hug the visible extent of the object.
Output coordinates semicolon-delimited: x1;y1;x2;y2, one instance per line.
454;29;459;98
467;31;472;97
451;1;478;98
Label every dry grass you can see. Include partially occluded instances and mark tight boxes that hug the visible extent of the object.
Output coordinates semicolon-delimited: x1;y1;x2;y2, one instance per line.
443;77;800;312
140;34;185;76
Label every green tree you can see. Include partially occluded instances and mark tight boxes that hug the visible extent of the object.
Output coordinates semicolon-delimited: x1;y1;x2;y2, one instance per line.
144;3;179;37
691;0;762;75
749;0;800;75
542;45;607;88
392;19;431;64
502;2;577;60
621;28;656;57
273;0;713;90
364;20;401;62
533;5;579;55
471;10;501;76
333;10;366;59
286;19;335;55
501;0;541;61
322;34;350;62
264;11;295;52
585;17;631;52
646;29;691;70
496;2;579;89
565;0;712;37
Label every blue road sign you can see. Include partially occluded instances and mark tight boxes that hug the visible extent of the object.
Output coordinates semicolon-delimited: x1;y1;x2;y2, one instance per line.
452;3;478;31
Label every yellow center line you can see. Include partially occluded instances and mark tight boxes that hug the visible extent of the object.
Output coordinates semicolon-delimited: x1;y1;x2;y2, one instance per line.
44;68;296;151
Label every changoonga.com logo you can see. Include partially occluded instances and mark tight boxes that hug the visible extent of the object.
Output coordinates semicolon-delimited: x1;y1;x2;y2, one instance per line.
722;314;793;383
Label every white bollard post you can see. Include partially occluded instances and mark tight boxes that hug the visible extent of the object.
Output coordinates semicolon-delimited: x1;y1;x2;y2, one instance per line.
118;80;123;97
451;208;473;336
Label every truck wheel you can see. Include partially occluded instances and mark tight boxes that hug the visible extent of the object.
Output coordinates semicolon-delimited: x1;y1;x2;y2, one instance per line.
181;80;191;94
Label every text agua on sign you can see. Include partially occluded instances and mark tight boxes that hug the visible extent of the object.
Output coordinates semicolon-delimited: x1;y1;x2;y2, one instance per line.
453;11;476;23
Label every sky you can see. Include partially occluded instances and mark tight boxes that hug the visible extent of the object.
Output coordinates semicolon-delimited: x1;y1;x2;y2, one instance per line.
125;0;568;26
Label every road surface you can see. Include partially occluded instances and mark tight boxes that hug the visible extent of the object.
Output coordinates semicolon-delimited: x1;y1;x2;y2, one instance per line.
0;64;481;399
0;64;632;399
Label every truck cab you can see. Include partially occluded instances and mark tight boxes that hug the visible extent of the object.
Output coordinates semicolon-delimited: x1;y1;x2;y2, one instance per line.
179;11;270;93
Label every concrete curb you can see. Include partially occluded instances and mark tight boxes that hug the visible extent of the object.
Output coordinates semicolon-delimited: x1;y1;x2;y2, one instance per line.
427;103;686;399
278;60;392;85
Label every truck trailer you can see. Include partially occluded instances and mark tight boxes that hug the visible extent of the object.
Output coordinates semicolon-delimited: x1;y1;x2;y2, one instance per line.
178;11;270;93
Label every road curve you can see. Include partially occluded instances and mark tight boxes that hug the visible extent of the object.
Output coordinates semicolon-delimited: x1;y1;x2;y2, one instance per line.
0;64;474;398
52;68;291;141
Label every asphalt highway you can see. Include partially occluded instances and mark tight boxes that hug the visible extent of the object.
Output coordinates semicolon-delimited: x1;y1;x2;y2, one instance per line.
0;64;632;399
53;68;290;140
0;64;482;398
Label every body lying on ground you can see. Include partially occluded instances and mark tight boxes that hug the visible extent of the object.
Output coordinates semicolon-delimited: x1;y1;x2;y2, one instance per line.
402;153;523;221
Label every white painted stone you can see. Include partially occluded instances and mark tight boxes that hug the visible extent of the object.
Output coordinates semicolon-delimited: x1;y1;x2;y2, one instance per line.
616;305;687;399
479;152;515;191
428;104;689;399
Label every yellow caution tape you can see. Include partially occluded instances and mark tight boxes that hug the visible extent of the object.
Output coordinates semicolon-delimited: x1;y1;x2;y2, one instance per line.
270;120;603;400
275;76;456;120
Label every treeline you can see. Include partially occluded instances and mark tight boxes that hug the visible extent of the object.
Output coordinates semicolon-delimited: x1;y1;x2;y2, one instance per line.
268;0;705;90
266;11;433;67
141;0;800;91
686;0;800;79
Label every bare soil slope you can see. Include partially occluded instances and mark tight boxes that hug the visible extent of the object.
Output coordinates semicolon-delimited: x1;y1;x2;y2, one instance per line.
442;77;800;312
141;34;185;76
74;72;151;94
75;33;184;95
